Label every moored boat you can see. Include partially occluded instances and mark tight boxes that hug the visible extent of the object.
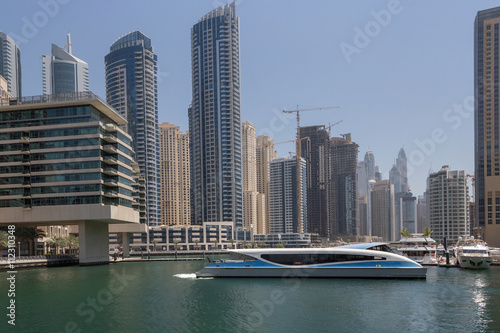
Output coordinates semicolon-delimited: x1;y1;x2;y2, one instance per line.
397;234;440;265
455;237;492;269
195;243;426;279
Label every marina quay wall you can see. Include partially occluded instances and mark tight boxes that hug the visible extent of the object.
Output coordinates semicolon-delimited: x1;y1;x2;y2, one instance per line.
0;92;141;264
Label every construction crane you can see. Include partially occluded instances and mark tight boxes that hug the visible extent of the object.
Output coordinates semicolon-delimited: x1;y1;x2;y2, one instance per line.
282;105;339;233
325;120;343;136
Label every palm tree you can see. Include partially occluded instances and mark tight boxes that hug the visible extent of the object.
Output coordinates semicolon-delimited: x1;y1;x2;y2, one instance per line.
251;241;256;249
66;235;79;255
229;239;235;249
193;239;199;251
258;241;266;249
23;227;46;255
0;230;9;254
213;240;219;250
242;240;248;249
423;227;433;238
152;240;158;252
399;228;412;238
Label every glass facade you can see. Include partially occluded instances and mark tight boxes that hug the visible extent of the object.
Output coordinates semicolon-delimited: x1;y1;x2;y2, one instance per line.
189;3;243;231
105;31;160;226
0;99;137;210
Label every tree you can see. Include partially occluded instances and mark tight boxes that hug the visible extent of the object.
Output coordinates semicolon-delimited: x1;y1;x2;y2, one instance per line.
423;228;433;238
66;235;79;255
258;241;266;249
229;239;235;249
0;230;9;253
399;228;412;238
213;240;219;250
251;241;256;249
152;240;158;252
194;239;199;251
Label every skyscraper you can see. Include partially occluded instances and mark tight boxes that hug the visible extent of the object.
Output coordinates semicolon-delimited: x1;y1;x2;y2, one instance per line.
371;180;395;242
256;135;277;234
475;7;500;246
42;33;89;95
0;31;21;98
329;134;359;237
189;3;243;231
158;122;190;226
242;121;260;234
396;148;408;193
105;31;160;226
269;157;307;234
300;125;330;239
427;166;469;243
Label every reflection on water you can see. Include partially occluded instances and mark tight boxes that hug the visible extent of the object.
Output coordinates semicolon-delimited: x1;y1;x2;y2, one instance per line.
1;262;500;332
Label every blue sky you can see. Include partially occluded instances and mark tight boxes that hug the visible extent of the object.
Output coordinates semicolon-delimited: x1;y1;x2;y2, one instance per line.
2;0;499;196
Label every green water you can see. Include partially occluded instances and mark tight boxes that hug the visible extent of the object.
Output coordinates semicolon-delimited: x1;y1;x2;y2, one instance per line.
1;261;500;333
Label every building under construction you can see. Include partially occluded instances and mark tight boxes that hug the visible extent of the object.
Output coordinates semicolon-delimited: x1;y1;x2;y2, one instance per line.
329;134;359;238
300;126;330;239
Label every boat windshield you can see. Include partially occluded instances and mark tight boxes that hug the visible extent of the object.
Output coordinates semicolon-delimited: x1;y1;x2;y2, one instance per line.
462;249;489;254
368;244;394;253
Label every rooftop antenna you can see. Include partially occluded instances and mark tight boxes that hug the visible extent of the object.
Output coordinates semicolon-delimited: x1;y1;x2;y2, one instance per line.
63;32;72;54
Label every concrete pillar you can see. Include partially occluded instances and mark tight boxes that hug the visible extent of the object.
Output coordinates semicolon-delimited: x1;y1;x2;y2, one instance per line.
122;232;130;258
79;220;109;265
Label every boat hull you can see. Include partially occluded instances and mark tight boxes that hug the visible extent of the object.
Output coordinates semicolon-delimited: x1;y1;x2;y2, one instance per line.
457;256;492;269
196;266;427;279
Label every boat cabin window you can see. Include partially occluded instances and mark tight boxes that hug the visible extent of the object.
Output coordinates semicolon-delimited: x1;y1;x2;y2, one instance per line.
261;253;386;265
462;249;488;254
368;245;394;253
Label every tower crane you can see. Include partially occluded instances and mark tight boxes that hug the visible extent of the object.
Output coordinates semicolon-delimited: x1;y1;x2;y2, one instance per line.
282;105;339;233
325;120;343;136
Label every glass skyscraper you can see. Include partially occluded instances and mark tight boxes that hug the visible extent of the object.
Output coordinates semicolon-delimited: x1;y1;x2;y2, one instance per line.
189;3;243;231
105;31;160;226
0;31;21;98
42;33;89;95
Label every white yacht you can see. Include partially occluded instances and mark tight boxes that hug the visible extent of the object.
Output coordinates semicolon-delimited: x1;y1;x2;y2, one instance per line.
195;243;427;279
397;234;440;265
455;236;492;269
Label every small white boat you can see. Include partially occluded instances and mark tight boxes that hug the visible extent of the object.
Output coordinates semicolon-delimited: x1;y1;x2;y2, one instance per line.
455;237;492;270
195;243;426;279
397;234;440;265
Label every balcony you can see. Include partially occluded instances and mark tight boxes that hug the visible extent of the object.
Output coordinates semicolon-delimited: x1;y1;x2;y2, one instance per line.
103;134;118;143
102;145;118;154
103;168;118;176
103;178;118;187
103;156;118;165
103;190;119;197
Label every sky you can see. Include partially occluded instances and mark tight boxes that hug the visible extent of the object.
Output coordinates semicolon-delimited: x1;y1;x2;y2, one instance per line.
2;0;499;196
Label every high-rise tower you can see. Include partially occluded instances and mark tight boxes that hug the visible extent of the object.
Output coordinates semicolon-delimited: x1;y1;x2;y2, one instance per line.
256;135;277;234
300;125;330;238
329;134;359;237
0;31;21;98
189;3;243;231
105;31;160;226
159;122;190;226
42;33;89;95
475;7;500;246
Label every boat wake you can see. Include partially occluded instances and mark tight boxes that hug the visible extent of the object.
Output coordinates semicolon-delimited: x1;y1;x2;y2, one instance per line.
173;273;213;280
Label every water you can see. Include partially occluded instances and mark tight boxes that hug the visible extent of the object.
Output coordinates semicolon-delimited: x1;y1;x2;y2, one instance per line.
1;261;500;333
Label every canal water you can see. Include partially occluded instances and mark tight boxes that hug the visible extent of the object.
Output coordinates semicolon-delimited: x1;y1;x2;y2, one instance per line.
1;261;500;333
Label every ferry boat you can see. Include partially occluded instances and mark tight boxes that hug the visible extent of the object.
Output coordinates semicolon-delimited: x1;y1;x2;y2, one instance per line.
455;236;492;269
397;234;440;265
195;243;427;279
